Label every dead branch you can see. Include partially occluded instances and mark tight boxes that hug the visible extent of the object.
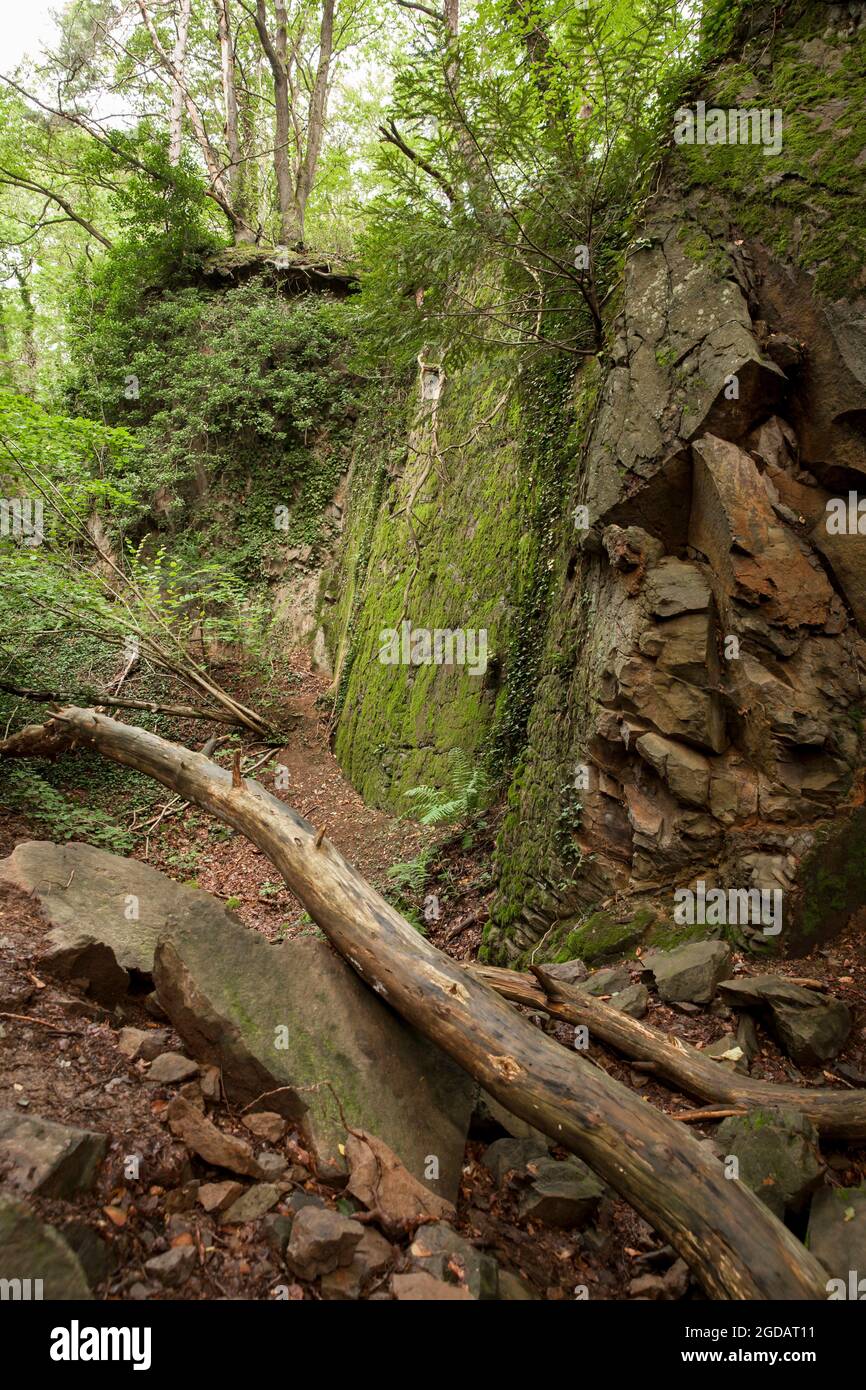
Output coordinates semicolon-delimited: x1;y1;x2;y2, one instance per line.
465;962;866;1142
0;707;830;1301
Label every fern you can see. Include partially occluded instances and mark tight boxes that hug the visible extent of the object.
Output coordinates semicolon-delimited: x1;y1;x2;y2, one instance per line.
404;749;491;826
387;848;433;893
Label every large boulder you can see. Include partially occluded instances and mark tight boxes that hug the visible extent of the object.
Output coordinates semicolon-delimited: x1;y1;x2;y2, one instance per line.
642;940;733;1004
0;1197;92;1299
716;1109;823;1219
0;840;241;1004
807;1186;866;1292
154;923;475;1200
718;976;851;1065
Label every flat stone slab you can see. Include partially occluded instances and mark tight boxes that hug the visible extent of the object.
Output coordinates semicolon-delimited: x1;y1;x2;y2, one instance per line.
0;841;244;1005
0;1197;92;1299
154;924;475;1201
0;1110;106;1198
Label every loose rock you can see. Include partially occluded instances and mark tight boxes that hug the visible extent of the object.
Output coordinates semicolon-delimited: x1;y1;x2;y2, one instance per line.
519;1156;604;1229
642;941;733;1004
285;1206;363;1279
242;1112;287;1144
718;976;851;1065
197;1181;244;1214
144;1246;196;1288
166;1096;263;1178
408;1222;499;1299
0;1110;106;1198
147;1052;199;1085
220;1183;282;1225
481;1137;549;1184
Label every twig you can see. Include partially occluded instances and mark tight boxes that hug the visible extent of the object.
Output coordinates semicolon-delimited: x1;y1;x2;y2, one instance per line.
672;1107;747;1124
0;1011;82;1035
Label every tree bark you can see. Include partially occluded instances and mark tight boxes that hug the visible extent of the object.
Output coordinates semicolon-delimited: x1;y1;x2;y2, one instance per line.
253;0;297;244
136;0;254;239
168;0;192;165
253;0;335;246
0;706;829;1301
469;963;866;1142
214;0;256;242
294;0;335;240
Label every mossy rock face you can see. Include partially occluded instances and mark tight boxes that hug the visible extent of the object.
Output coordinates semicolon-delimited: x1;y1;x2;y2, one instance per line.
329;353;578;814
674;0;866;301
555;909;654;966
788;808;866;952
644;917;718;953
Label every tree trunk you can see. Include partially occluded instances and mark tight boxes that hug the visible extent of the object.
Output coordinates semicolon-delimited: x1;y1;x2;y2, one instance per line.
0;707;829;1301
0;681;253;728
293;0;335;242
213;0;255;242
168;0;192;165
254;0;299;245
470;962;866;1142
137;0;253;240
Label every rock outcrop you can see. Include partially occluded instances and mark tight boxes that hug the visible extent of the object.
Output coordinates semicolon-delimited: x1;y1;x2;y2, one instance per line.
483;3;866;963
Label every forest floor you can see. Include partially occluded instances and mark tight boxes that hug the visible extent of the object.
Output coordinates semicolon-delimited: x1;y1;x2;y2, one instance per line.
1;654;865;1300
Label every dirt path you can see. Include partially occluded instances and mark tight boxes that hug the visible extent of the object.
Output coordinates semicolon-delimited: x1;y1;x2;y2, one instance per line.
141;659;433;943
132;655;494;960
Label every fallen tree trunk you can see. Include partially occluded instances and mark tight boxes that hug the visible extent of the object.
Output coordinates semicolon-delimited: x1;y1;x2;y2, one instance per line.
468;963;866;1142
0;708;829;1300
0;681;252;727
